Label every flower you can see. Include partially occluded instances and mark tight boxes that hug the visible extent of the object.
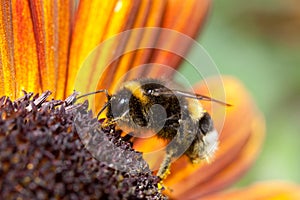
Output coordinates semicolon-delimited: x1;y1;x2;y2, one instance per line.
0;91;166;199
1;0;299;199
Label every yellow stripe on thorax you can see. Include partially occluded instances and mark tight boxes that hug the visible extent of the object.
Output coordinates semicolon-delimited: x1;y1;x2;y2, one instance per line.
123;81;148;103
187;98;205;120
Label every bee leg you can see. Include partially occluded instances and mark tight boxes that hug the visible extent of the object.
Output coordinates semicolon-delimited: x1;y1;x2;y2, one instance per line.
157;136;187;180
122;133;133;142
158;118;200;180
157;150;174;179
157;134;184;179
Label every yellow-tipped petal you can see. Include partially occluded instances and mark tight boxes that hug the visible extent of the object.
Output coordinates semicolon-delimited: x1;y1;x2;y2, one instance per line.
202;181;300;200
161;76;265;199
94;0;141;95
67;0;119;94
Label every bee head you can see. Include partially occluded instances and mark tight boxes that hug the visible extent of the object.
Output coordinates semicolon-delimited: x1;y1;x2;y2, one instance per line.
109;89;131;119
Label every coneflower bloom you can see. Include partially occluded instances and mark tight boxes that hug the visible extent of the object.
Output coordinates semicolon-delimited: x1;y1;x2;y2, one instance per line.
1;0;299;199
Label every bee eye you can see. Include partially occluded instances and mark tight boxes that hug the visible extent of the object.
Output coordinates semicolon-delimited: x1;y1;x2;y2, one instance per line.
119;98;127;104
110;95;130;118
146;89;152;95
117;97;129;109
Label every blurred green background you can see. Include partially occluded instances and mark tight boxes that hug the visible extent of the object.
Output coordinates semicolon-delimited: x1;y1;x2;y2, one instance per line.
183;0;300;187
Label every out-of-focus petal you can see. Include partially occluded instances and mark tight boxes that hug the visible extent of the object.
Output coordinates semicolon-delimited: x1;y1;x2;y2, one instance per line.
162;76;265;199
133;135;168;171
146;0;211;78
0;0;72;99
125;0;211;80
202;181;300;200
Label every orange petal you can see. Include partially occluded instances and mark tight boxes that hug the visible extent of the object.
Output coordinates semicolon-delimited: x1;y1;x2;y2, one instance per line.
133;135;168;171
125;0;211;80
161;76;265;199
110;0;167;90
68;0;140;105
202;181;300;200
0;0;16;98
12;0;39;98
70;1;167;111
0;1;72;99
94;0;143;95
70;1;210;115
56;1;73;99
67;0;119;95
146;0;211;78
29;0;72;99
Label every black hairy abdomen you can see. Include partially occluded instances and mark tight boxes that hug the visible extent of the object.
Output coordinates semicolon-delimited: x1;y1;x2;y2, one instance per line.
141;82;187;139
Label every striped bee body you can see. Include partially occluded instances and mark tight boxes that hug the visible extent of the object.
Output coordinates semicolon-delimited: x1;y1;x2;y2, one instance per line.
104;79;220;178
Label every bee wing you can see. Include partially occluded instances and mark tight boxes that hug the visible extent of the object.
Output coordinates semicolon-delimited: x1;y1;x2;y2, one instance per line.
153;88;232;106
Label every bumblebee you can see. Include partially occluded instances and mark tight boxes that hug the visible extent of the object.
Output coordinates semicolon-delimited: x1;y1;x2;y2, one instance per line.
77;78;230;179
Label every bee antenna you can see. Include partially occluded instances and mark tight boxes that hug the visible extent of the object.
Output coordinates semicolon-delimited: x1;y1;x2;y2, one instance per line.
205;98;232;107
75;89;110;102
192;93;232;106
75;89;112;119
97;100;111;119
